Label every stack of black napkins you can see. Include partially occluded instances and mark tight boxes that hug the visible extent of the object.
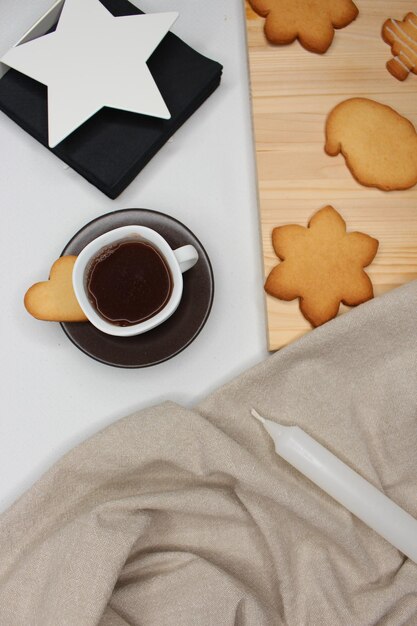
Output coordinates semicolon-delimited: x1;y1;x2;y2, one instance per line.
0;0;223;198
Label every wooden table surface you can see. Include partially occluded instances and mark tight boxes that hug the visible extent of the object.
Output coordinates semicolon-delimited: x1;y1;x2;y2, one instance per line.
246;0;417;350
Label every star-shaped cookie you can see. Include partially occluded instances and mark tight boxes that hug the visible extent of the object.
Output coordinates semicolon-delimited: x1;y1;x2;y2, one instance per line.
264;206;379;327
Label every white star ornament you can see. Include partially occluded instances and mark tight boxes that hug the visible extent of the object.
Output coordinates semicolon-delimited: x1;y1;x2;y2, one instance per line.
0;0;178;147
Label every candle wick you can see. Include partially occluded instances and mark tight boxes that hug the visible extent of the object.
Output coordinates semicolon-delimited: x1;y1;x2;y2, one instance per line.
251;409;287;437
251;408;266;424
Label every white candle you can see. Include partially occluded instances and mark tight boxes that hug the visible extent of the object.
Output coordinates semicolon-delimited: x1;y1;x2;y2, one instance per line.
251;409;417;564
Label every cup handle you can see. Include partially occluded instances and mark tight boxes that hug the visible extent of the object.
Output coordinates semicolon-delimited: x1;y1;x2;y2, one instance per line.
173;245;199;273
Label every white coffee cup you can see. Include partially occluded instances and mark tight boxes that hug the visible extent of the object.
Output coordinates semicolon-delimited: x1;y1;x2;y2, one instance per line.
72;225;199;337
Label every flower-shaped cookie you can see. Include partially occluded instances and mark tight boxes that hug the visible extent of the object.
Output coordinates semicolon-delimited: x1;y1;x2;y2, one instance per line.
248;0;359;53
264;206;379;327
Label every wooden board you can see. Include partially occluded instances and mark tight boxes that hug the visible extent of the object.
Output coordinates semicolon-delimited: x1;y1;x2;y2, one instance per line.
245;0;417;350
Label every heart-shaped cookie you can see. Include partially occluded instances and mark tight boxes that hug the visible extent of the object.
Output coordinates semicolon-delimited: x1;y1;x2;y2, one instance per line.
24;256;87;322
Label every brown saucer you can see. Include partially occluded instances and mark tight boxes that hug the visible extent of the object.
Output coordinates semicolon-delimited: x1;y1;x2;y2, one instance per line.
60;209;214;368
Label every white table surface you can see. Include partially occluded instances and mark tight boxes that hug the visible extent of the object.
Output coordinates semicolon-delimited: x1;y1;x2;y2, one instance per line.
0;0;268;513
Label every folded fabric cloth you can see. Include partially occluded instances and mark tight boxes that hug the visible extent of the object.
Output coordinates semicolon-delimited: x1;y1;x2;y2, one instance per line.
1;282;416;625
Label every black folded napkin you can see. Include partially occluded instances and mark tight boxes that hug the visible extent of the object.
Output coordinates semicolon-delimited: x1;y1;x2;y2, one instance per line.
0;0;223;198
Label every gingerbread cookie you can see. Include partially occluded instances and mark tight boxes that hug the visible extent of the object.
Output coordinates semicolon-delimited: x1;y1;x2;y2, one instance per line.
264;206;379;327
248;0;358;53
325;98;417;191
24;256;87;322
382;13;417;81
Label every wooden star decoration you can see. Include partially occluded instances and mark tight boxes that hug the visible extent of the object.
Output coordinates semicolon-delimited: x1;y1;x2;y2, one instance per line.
264;206;379;327
0;0;178;147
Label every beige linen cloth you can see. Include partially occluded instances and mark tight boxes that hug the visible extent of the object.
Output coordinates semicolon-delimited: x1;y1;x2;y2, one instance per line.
1;282;417;626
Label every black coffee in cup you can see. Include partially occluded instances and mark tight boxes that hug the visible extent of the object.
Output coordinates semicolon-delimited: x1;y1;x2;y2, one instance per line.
87;240;172;326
